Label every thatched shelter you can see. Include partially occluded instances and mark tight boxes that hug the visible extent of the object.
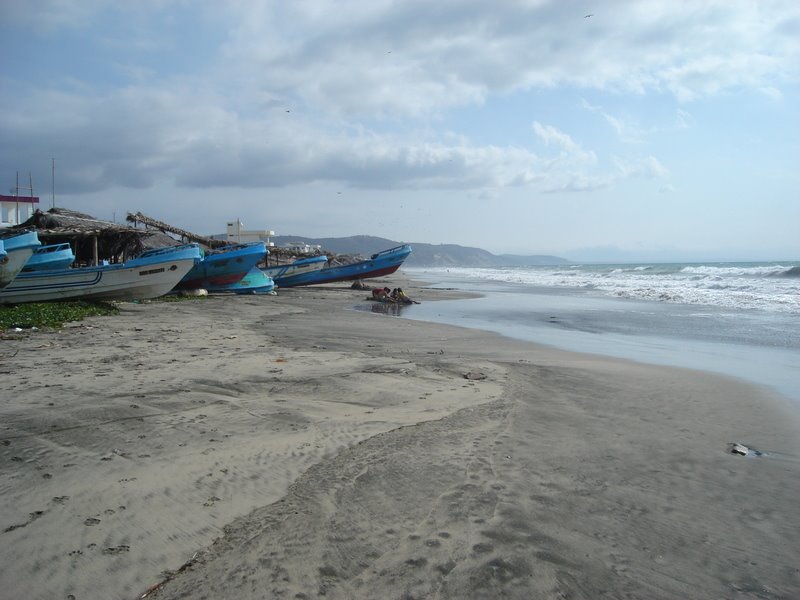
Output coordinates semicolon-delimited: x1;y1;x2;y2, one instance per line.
12;208;180;266
126;212;229;249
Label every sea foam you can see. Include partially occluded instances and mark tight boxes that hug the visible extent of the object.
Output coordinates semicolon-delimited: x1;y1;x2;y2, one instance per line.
419;261;800;314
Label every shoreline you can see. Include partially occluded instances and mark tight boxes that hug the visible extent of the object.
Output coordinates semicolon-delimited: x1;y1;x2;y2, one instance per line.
402;270;800;405
1;277;799;599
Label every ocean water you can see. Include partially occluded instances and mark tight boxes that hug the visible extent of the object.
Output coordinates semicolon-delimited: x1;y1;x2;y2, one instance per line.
399;262;800;404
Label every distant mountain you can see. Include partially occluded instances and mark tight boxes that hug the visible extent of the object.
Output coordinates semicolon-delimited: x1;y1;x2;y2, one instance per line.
271;235;569;267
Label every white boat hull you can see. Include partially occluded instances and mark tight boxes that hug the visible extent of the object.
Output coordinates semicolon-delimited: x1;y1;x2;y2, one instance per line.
0;246;35;289
261;255;328;283
1;231;40;288
0;247;199;304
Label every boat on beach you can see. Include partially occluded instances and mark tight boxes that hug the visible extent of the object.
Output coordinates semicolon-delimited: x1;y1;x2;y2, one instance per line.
174;241;268;291
0;230;41;288
0;244;202;304
271;244;412;287
206;266;276;295
261;255;328;285
22;243;75;272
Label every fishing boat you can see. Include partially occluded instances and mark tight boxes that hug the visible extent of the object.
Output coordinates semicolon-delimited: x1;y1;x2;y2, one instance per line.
261;255;328;285
0;230;41;288
0;242;7;285
22;243;75;272
0;244;202;304
272;244;412;287
206;266;276;295
174;241;267;291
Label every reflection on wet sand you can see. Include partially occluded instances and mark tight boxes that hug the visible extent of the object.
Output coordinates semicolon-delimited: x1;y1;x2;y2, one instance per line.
351;301;413;316
370;301;410;316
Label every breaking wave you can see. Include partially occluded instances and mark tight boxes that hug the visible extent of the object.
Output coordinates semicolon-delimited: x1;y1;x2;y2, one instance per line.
681;264;799;278
418;261;800;314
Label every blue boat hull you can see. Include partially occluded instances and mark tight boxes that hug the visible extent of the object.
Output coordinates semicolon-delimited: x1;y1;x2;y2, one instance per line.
23;243;75;272
176;242;267;290
274;245;411;287
205;267;275;294
0;230;41;288
261;255;328;280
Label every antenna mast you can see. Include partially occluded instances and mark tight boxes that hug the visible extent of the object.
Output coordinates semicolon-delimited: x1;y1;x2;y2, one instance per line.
12;171;35;225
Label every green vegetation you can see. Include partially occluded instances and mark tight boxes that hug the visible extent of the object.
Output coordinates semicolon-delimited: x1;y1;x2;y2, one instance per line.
151;293;209;303
0;301;119;330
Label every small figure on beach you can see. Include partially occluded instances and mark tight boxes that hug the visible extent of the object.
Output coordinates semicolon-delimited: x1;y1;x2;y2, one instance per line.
351;280;369;290
391;287;418;304
372;287;394;302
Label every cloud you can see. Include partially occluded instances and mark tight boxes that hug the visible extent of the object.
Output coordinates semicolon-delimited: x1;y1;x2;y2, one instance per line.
216;0;800;117
602;113;648;144
532;121;598;167
0;83;550;194
533;122;582;154
1;0;792;202
527;120;669;191
530;121;618;193
580;97;651;143
614;156;670;179
0;0;104;33
674;108;693;129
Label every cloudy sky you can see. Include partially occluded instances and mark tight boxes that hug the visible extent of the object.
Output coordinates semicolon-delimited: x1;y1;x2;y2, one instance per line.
2;1;798;260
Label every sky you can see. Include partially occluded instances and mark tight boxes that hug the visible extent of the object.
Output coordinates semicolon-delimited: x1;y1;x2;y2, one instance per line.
1;0;799;261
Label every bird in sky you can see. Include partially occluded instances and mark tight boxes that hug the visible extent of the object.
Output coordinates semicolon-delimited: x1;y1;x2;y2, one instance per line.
584;14;593;18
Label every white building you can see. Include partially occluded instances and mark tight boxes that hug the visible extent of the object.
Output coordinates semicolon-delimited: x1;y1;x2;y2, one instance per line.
1;194;39;227
225;220;275;246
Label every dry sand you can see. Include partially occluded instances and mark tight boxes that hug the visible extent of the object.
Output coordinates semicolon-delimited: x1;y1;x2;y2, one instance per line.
1;277;799;600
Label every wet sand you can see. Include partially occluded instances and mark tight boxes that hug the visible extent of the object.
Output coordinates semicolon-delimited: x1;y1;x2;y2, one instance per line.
1;278;799;600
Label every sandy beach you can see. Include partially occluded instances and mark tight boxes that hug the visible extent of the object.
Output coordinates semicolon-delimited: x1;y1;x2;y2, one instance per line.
1;277;799;600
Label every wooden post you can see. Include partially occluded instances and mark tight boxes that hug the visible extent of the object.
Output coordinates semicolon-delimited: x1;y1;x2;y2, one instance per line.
93;236;99;266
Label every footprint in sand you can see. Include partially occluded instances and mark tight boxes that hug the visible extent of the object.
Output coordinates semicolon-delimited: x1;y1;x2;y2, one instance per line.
472;542;494;555
84;517;101;526
436;560;457;575
52;496;70;504
3;510;45;533
102;545;130;555
406;557;428;568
